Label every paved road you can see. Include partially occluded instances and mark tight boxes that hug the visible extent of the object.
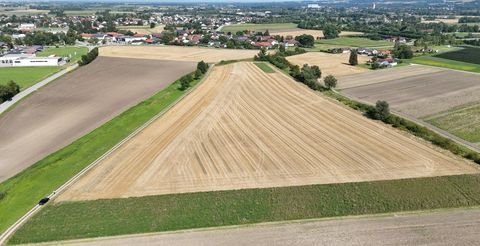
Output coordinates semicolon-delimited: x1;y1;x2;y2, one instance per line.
46;208;480;246
0;63;78;115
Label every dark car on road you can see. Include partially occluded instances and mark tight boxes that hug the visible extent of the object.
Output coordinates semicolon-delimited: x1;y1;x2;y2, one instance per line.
38;197;50;205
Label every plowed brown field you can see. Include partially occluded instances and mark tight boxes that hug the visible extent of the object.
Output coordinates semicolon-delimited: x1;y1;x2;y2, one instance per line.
100;46;259;63
0;57;195;182
59;62;478;201
340;65;480;117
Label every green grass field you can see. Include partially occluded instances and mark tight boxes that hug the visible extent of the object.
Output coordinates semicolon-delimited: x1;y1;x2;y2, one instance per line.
254;62;275;73
38;46;88;64
9;174;480;244
0;74;200;235
315;37;393;47
424;102;480;143
0;67;62;89
435;46;480;65
0;47;87;89
221;23;297;33
452;32;480;38
409;56;480;73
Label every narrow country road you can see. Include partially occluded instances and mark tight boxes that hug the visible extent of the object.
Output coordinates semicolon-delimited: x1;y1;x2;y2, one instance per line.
39;208;480;246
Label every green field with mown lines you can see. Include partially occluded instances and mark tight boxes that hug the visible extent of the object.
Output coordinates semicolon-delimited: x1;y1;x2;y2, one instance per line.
424;102;480;143
9;174;480;244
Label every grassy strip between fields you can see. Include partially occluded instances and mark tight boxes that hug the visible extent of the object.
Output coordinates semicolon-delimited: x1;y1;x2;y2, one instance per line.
325;91;480;164
255;49;480;164
423;102;480;143
9;174;480;244
0;70;202;235
254;62;275;73
410;56;480;73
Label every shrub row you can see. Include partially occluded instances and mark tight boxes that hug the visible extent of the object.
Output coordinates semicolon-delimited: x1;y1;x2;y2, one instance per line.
0;80;20;103
179;61;209;91
78;47;98;66
254;48;322;90
325;91;480;164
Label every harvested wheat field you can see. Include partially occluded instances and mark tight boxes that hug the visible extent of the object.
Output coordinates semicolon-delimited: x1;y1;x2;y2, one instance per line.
59;62;478;201
272;30;363;39
287;52;370;77
0;57;195;182
341;65;480;118
100;46;259;63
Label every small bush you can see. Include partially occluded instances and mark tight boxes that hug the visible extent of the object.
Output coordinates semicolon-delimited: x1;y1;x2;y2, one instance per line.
0;80;21;103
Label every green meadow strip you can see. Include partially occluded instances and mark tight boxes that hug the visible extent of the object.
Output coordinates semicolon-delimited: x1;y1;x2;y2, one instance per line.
9;174;480;244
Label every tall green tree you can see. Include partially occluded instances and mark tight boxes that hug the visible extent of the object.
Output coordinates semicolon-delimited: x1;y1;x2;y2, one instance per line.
393;44;413;59
324;75;337;89
197;61;209;74
349;50;358;66
295;34;315;48
323;24;340;39
375;100;390;121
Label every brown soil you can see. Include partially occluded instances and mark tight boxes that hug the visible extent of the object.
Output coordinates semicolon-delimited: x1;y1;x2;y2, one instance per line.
340;65;480;117
0;57;195;182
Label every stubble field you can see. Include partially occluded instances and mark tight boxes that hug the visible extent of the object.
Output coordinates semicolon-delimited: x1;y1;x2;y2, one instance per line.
286;52;370;77
59;62;478;202
99;46;259;63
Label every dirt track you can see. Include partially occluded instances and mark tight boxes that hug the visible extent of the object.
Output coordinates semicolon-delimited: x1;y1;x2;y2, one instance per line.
100;46;259;63
59;62;478;201
55;208;480;246
0;57;195;182
340;65;480;117
286;52;370;77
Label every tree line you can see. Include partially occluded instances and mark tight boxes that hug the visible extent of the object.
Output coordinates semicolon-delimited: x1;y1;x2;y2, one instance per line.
78;47;98;66
0;81;21;104
254;48;333;91
331;93;480;165
179;61;209;91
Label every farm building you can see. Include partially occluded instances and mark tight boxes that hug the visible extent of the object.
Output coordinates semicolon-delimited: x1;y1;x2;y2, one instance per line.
0;54;65;67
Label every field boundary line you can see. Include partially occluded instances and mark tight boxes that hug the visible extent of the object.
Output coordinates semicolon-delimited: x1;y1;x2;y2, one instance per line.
0;65;213;245
0;63;78;116
336;90;480;153
411;63;480;76
268;62;480;154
